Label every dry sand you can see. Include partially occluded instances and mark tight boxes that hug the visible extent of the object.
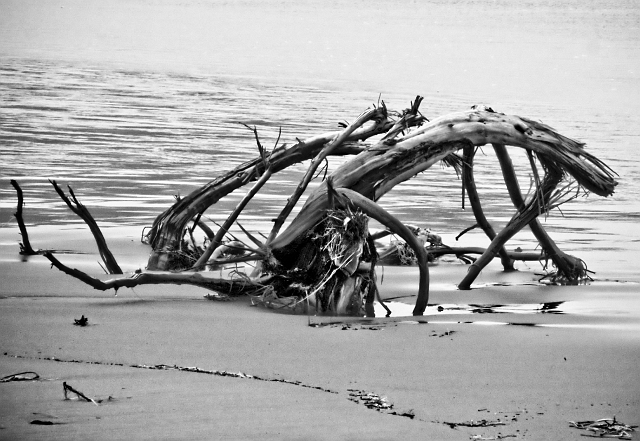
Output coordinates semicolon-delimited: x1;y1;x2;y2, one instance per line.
1;226;638;440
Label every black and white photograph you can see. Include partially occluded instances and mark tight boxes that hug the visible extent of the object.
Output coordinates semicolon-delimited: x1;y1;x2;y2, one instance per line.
1;1;638;439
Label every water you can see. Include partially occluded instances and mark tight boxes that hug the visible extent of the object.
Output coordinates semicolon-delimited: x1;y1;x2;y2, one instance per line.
1;0;639;285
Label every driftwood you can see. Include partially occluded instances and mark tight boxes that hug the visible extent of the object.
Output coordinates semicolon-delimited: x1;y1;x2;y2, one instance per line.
442;419;507;429
50;180;122;274
10;179;37;255
568;417;636;439
0;372;40;382
63;381;98;405
10;179;119;261
491;143;587;284
43;252;266;296
461;145;515;271
270;107;615;250
145;103;425;271
11;97;618;316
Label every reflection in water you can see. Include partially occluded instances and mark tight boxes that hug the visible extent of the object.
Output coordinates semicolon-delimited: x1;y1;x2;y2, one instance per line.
310;318;635;331
379;301;565;317
539;301;565;313
467;301;565;314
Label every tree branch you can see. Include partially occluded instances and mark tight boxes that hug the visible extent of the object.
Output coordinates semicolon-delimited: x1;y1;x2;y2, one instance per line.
43;252;263;296
335;188;430;316
10;180;37;255
461;145;514;270
50;180;122;274
265;106;387;246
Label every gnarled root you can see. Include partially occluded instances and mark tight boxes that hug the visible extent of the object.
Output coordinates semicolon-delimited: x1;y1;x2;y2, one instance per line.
540;254;591;285
259;206;375;316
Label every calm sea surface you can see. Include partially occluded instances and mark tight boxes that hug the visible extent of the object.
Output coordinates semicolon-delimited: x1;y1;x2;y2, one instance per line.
1;0;639;282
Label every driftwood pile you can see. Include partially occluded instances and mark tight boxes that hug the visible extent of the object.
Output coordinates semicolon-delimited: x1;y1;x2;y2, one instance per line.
569;417;636;439
12;97;617;316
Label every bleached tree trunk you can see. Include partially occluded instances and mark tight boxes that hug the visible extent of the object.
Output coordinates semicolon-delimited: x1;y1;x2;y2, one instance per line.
12;102;617;317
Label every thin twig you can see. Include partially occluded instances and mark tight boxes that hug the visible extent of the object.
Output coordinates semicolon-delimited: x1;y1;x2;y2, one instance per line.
235;221;264;248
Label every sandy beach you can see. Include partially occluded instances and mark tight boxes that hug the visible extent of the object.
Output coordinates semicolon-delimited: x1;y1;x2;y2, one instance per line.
1;226;638;440
2;0;639;439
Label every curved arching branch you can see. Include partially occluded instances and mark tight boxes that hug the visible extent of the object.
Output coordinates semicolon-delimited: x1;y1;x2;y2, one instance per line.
147;107;394;270
14;103;618;317
265;107;387;246
271;109;617;251
334;188;430;316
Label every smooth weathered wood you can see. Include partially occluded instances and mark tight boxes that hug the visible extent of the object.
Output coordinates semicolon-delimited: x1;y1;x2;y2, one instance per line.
13;102;619;316
461;145;514;271
265;107;386;246
271;109;616;252
146;112;396;270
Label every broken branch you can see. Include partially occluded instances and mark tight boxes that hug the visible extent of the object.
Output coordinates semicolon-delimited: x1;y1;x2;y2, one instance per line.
50;180;122;274
10;179;37;255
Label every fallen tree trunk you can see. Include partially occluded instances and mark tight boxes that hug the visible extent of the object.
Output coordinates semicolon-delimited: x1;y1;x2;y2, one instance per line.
12;99;618;317
146;104;425;270
270;108;616;252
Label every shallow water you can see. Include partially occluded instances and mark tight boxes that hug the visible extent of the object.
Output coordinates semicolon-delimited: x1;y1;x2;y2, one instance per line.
1;1;639;313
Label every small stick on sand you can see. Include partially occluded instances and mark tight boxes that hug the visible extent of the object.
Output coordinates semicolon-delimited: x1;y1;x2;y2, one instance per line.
63;381;99;406
0;371;39;382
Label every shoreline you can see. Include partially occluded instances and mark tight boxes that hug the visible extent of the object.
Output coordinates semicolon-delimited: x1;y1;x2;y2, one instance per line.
1;294;638;440
2;0;639;437
1;223;639;439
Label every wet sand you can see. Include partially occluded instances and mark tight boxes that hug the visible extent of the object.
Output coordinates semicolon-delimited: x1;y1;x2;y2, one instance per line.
1;0;639;439
1;226;638;440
